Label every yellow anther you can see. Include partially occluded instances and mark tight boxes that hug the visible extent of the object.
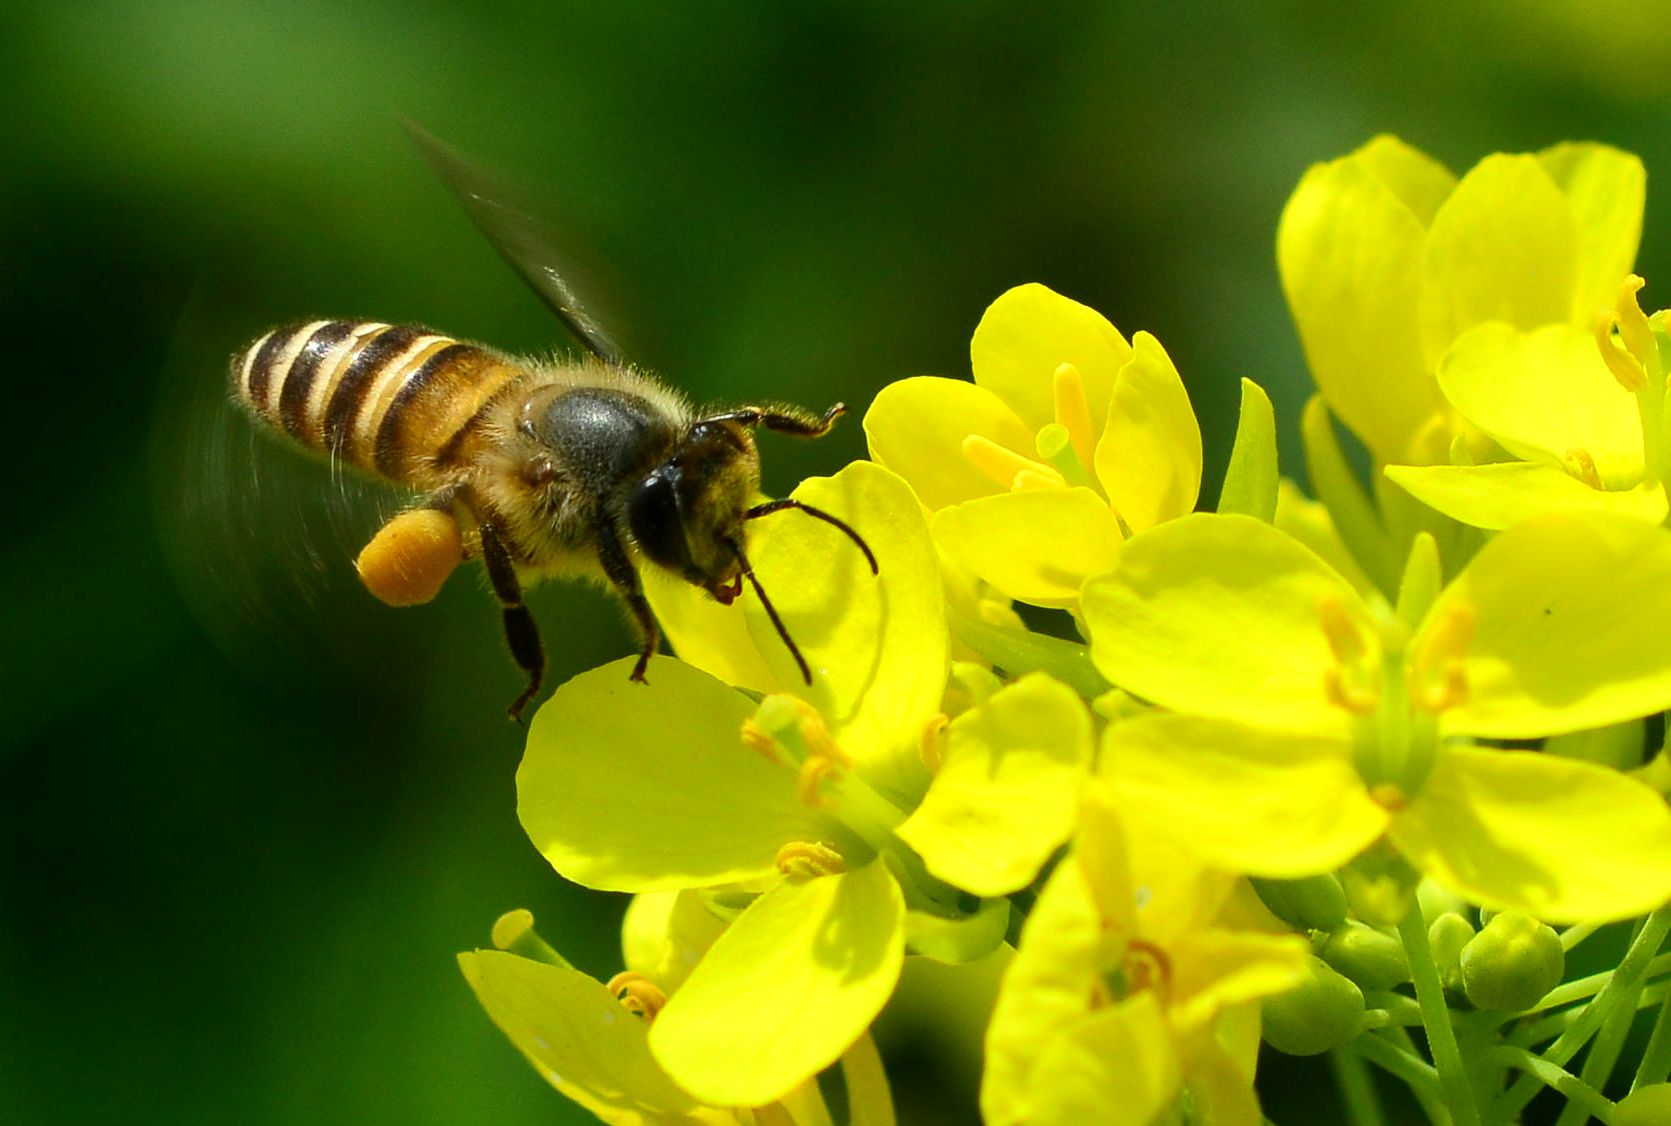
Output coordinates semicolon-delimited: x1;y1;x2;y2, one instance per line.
797;756;845;808
795;708;851;769
1617;275;1657;370
774;840;847;880
1325;666;1380;715
1122;940;1174;1002
962;433;1062;491
1596;308;1648;393
740;718;782;762
1415;661;1469;714
1368;782;1408;812
1012;468;1067;491
605;971;668;1022
1563;448;1604;490
1317;595;1368;665
1410;601;1475;715
1052;362;1097;473
920;713;950;772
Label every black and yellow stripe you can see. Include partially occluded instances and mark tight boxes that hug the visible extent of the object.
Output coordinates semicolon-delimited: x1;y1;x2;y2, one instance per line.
232;320;529;488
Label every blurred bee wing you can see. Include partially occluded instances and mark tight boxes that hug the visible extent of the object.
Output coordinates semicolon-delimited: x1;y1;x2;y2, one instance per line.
150;281;409;676
404;119;632;368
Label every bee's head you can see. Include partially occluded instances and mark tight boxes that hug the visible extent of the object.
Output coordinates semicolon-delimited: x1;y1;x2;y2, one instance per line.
626;419;758;600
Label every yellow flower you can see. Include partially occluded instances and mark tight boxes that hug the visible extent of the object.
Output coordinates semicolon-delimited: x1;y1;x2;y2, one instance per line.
1386;275;1671;528
982;793;1305;1125
1081;510;1671;922
1279;135;1644;467
864;283;1202;607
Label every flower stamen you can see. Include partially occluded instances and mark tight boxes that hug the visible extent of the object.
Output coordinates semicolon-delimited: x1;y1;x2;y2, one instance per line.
605;971;668;1022
1409;601;1475;715
774;840;847;880
1319;595;1380;714
1563;448;1603;490
961;433;1065;492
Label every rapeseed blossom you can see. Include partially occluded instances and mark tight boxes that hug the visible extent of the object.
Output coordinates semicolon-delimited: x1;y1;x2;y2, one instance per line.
458;136;1671;1126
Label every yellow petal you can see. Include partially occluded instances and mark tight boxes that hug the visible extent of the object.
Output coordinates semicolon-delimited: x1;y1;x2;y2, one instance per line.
520;657;822;891
1438;322;1643;485
1024;997;1183;1126
620;890;728;993
897;673;1093;896
932;488;1123;608
981;859;1113;1125
1183;1032;1265;1126
1083;513;1366;730
1384;462;1668;530
1274;479;1377;596
863;376;1032;510
1100;714;1387;877
643;567;779;694
1389;747;1671;923
1351;134;1457;224
745;462;946;800
650;864;905;1106
1419;154;1579;365
1537;142;1645;323
1168;929;1309;1039
1277;150;1440;462
1095;331;1203;531
1428;510;1671;738
970;283;1132;434
458;950;716;1122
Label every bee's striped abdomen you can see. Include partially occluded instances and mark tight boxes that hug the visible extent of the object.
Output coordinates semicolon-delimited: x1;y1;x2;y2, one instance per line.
233;320;528;487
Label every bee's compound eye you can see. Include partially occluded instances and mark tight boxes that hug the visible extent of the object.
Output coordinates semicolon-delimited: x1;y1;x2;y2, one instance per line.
356;508;464;606
627;468;693;574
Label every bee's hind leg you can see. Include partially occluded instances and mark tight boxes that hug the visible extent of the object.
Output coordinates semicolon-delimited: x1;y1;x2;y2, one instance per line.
479;522;545;723
596;515;659;683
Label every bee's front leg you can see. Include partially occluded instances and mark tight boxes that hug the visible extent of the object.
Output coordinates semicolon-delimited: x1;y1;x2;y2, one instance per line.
595;514;659;683
479;521;545;723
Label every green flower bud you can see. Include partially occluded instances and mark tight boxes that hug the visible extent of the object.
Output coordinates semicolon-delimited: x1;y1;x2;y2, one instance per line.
1460;911;1563;1011
1415;878;1468;926
1321;920;1409;991
1261;954;1365;1056
1617;1083;1671;1126
1251;874;1348;933
1340;847;1419;927
1428;912;1475;994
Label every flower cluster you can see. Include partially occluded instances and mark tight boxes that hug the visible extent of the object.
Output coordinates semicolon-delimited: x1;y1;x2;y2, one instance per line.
460;137;1671;1125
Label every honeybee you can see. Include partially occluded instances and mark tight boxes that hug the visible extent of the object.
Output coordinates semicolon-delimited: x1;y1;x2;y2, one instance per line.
230;127;875;721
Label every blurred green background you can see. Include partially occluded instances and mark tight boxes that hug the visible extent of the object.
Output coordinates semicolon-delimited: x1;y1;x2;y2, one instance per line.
7;3;1671;1123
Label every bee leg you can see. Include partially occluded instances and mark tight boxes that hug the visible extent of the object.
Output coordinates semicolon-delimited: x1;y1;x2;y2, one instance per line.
703;403;846;438
479;522;544;723
596;516;659;683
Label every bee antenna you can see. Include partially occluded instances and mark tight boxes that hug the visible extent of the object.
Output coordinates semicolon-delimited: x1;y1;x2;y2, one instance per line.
744;499;879;576
728;538;813;685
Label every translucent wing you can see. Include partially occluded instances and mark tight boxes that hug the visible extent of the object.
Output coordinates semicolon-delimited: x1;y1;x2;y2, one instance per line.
151;283;416;678
404;119;631;367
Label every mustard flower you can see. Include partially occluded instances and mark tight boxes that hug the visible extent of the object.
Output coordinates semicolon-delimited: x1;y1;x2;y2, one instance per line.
1387;274;1671;527
864;283;1201;607
1279;135;1643;467
1081;510;1671;922
983;792;1306;1125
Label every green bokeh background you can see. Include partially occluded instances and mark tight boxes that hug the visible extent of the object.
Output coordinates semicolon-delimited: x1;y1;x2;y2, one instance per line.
7;4;1671;1123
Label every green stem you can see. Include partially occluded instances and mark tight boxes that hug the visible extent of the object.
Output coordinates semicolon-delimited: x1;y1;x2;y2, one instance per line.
1560;923;1601;953
1332;1044;1388;1126
1532;952;1671;1015
1355;1033;1447;1123
946;613;1110;700
1361;990;1425;1028
1518;977;1671;1048
1631;980;1671;1091
1496;907;1671;1120
1556;943;1652;1126
1489;1047;1614;1124
1399;906;1483;1126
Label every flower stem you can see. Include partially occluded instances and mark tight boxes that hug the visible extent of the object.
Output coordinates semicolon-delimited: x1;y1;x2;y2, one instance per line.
1632;982;1671;1091
1331;1044;1387;1126
1488;1047;1614;1124
1354;1033;1446;1122
1398;905;1483;1126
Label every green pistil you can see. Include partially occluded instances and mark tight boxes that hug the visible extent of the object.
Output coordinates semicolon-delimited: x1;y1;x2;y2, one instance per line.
1036;423;1098;491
